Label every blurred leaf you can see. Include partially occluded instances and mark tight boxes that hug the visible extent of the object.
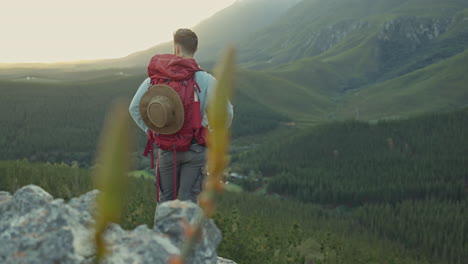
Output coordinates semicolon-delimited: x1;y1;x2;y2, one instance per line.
206;46;236;193
180;47;236;262
93;99;134;260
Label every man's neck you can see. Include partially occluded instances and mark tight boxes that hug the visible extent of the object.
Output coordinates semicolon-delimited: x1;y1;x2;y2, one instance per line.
179;54;194;59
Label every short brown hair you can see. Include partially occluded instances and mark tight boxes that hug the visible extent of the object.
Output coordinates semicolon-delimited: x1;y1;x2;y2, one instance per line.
173;28;198;55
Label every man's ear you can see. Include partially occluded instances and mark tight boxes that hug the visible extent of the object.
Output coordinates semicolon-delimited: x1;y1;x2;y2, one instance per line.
174;44;180;55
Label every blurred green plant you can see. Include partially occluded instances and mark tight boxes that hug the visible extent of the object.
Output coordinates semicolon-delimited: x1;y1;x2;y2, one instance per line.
171;46;236;264
92;100;134;262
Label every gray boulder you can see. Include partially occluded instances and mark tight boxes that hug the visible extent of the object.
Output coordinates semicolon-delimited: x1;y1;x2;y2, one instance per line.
0;185;92;264
101;224;180;264
154;201;222;264
0;185;234;264
68;189;99;217
0;191;12;206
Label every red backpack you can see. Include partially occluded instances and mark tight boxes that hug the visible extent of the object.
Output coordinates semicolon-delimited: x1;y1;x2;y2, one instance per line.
142;54;207;202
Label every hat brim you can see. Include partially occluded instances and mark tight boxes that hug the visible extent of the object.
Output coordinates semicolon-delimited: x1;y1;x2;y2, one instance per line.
139;84;184;134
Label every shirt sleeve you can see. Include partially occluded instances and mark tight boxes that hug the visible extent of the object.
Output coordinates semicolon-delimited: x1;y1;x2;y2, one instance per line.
204;74;234;128
129;78;151;133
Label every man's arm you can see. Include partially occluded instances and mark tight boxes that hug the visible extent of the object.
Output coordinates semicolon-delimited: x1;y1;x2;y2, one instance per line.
200;73;234;128
129;78;151;133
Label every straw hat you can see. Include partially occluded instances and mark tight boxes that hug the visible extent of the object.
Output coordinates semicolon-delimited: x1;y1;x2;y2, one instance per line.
139;85;184;134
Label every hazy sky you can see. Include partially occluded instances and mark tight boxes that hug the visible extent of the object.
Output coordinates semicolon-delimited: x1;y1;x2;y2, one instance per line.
0;0;236;63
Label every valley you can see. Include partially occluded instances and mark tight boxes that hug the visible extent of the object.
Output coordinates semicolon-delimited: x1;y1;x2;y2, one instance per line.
1;0;467;263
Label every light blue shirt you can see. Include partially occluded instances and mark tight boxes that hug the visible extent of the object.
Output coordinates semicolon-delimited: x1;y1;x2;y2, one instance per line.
129;71;234;134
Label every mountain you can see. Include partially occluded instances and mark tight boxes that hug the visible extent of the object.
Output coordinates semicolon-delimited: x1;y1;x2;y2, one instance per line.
235;0;468;120
239;0;468;66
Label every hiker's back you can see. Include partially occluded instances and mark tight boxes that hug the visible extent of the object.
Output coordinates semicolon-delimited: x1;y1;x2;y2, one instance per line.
147;54;207;151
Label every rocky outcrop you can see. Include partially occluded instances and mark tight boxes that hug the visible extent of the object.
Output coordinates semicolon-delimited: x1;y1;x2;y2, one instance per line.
0;185;235;264
379;17;450;44
300;20;370;54
273;19;371;63
376;16;453;70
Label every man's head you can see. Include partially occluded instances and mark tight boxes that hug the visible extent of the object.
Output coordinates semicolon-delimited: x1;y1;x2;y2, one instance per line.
173;28;198;58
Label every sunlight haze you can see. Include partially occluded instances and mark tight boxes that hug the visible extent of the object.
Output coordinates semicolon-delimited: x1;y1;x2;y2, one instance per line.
0;0;237;63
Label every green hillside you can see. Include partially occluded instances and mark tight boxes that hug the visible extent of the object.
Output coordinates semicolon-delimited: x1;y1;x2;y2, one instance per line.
236;0;468;121
267;59;345;96
337;49;468;120
235;108;468;205
0;76;139;165
260;43;468;122
232;108;468;263
236;69;333;122
264;31;379;97
0;69;294;165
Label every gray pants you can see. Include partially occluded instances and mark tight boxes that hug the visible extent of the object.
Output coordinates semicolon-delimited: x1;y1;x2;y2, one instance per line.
158;144;206;203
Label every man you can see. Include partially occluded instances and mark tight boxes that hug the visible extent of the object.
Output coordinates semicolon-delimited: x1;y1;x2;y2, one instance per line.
129;28;234;204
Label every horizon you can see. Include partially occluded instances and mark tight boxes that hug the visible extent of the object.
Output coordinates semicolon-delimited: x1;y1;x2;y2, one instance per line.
0;0;236;64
